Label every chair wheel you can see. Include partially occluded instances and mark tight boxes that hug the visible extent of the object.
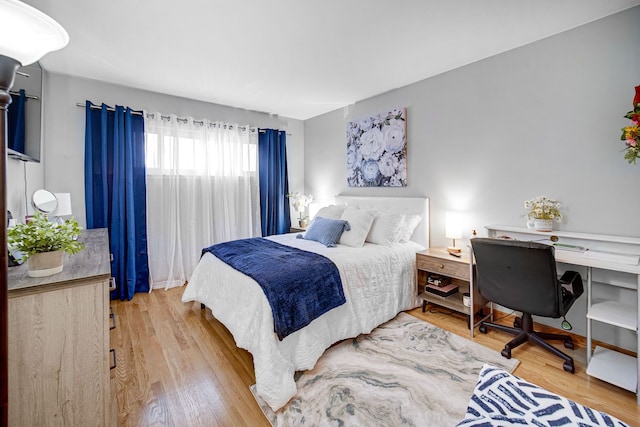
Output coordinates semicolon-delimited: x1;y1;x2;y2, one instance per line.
479;324;488;334
563;361;575;373
564;340;574;349
501;347;512;359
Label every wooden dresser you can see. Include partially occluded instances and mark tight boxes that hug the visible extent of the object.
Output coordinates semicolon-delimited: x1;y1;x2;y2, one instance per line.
7;228;111;426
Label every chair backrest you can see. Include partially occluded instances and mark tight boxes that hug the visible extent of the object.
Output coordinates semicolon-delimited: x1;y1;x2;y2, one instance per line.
471;238;562;318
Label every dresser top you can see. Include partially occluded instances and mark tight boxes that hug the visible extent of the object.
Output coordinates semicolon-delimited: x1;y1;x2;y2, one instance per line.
8;228;111;296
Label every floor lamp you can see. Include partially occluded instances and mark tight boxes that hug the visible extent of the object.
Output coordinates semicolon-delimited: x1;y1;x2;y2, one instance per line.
0;1;68;423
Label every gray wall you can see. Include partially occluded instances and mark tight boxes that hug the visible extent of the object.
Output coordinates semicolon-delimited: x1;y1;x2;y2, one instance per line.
6;73;304;227
304;7;640;350
306;7;640;243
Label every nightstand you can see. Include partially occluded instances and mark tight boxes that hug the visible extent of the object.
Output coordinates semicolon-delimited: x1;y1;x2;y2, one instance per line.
290;227;306;233
416;248;489;337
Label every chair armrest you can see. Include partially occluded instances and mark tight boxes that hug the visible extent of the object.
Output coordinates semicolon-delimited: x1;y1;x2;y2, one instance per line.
559;271;584;299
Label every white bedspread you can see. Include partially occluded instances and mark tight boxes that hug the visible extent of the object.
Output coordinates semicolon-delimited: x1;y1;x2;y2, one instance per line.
181;233;422;410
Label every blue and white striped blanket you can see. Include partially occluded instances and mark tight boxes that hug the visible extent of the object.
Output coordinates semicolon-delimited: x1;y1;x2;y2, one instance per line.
203;237;345;340
457;365;630;427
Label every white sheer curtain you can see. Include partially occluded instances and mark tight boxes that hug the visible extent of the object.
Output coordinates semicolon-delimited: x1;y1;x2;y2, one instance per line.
144;113;261;290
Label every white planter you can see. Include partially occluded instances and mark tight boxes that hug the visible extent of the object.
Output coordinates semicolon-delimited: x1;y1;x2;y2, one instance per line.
533;219;553;232
27;250;64;277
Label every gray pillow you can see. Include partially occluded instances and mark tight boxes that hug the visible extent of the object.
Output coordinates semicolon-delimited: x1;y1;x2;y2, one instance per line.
298;216;350;247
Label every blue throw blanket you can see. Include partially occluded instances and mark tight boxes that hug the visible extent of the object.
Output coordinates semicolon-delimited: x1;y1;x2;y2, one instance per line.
203;238;346;340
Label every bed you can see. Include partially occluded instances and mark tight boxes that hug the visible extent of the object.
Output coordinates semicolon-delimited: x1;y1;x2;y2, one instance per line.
181;196;429;411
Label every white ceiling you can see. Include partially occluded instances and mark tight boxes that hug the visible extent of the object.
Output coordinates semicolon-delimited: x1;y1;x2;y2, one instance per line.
22;0;640;120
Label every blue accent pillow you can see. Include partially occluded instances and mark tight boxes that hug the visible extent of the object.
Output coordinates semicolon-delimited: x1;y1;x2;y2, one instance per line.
297;216;350;247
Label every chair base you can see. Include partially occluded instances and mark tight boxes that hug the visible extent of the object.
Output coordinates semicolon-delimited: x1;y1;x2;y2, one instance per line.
479;313;575;373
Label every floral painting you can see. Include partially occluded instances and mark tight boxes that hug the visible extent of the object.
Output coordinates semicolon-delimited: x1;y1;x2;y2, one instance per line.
346;107;407;187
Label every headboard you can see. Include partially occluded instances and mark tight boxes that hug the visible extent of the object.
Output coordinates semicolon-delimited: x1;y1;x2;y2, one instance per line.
334;195;429;248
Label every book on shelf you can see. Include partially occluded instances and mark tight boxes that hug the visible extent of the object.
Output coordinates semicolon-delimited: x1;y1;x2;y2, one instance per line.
427;273;451;287
425;283;459;297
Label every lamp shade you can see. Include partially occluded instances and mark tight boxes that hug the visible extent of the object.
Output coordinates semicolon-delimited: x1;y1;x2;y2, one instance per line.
0;0;69;65
445;211;463;240
52;193;72;217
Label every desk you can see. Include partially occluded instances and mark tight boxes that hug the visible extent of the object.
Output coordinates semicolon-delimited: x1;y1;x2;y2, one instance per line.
485;225;640;404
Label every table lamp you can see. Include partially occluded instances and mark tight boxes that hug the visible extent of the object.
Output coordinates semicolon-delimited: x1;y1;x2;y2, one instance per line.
445;211;463;256
0;1;68;423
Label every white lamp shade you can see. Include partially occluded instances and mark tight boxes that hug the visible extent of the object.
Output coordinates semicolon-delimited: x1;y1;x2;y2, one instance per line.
52;193;72;217
445;211;463;240
0;0;69;65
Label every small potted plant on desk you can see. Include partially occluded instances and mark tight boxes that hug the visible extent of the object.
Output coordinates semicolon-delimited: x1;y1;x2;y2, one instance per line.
524;195;562;232
8;211;85;277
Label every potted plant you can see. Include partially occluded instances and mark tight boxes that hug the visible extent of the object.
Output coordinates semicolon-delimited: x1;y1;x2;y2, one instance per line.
524;195;562;232
287;192;313;228
7;211;85;277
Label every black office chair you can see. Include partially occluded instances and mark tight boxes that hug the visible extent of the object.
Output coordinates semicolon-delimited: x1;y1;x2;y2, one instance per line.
470;238;584;373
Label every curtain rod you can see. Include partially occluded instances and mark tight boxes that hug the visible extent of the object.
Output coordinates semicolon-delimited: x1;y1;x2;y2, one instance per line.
10;91;39;100
75;102;289;134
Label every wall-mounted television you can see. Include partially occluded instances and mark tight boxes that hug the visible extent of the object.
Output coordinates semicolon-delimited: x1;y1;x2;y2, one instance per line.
7;63;42;163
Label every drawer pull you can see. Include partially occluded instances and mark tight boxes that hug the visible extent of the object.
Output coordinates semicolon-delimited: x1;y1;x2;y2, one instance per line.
109;307;116;330
110;349;116;370
439;264;445;269
109;277;116;291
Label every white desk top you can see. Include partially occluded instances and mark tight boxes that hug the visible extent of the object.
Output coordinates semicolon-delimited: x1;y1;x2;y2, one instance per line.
484;225;640;275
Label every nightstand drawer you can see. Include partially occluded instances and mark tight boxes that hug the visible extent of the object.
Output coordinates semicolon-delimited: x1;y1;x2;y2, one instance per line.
416;255;469;281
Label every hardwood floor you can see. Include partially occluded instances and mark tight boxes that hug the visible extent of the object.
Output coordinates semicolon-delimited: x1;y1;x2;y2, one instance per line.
110;287;640;426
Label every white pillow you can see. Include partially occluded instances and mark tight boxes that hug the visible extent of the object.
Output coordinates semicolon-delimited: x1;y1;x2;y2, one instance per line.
312;205;346;220
398;213;423;242
366;212;405;246
338;207;376;247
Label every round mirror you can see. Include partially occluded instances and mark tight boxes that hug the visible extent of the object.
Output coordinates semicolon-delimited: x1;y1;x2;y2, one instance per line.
32;189;58;214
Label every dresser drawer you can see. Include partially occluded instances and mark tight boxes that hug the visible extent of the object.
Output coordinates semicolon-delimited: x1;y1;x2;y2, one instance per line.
416;254;469;281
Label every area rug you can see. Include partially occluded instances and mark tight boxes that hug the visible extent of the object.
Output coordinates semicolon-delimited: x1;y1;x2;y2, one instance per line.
251;312;520;426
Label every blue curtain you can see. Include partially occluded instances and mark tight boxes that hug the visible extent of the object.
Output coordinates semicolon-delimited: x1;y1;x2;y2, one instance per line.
258;129;291;236
8;89;26;154
85;101;150;300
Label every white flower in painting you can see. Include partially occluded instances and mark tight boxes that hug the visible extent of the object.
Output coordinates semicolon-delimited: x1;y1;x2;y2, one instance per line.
383;122;405;153
358;128;385;160
346;143;361;172
347;122;360;139
359;117;373;131
361;159;380;182
378;152;398;177
390;108;404;118
396;158;406;181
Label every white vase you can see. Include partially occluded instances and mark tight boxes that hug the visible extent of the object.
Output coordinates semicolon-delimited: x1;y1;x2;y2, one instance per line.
27;250;64;277
533;219;553;232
